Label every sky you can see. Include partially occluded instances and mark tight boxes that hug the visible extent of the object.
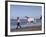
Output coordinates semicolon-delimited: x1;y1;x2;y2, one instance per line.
10;5;42;19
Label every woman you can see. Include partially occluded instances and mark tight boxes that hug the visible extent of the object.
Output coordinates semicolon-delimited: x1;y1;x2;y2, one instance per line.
16;17;21;29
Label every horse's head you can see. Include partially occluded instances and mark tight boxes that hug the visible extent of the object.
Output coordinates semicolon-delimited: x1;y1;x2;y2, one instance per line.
25;16;29;19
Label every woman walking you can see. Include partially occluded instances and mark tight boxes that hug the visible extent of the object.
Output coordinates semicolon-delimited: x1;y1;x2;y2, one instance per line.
16;17;21;29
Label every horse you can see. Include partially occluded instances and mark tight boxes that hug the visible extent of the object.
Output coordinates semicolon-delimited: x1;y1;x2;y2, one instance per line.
25;16;35;24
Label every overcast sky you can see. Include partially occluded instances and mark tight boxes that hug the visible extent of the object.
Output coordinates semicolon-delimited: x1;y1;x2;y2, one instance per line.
10;5;42;19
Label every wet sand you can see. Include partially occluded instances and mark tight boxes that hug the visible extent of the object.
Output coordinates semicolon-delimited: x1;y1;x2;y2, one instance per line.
11;25;42;32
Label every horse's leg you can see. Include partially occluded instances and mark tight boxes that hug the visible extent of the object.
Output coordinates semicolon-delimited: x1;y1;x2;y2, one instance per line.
29;21;30;24
27;19;28;24
27;21;28;24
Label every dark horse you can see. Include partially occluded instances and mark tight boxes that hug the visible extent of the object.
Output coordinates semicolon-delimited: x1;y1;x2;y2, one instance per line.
40;16;42;22
40;16;42;20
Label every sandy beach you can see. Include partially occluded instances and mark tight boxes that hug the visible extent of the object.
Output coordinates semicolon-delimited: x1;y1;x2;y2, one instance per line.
10;25;42;32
